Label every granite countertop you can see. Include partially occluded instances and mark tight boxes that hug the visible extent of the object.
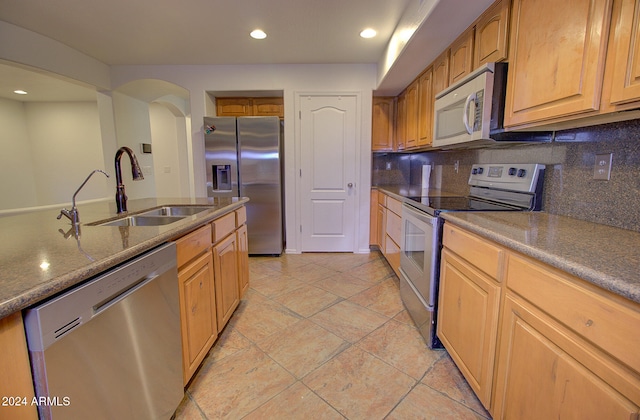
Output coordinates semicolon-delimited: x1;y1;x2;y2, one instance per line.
373;185;462;200
0;197;248;319
441;212;640;304
375;185;640;305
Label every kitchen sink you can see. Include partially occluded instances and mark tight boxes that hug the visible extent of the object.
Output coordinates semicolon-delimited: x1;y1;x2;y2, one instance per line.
90;205;213;227
96;215;186;227
140;206;213;217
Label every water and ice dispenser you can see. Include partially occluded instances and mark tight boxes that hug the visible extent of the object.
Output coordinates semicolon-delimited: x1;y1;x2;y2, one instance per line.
212;164;232;191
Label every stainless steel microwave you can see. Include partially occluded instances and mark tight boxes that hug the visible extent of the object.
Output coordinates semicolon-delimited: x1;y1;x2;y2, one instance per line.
432;62;552;148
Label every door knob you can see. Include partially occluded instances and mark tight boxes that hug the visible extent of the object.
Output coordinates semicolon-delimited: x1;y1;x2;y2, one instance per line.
347;183;353;188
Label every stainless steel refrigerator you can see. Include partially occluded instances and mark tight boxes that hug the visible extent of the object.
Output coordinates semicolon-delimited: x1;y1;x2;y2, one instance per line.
204;116;283;255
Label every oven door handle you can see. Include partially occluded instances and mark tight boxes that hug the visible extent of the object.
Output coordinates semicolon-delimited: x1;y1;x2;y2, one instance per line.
402;203;437;226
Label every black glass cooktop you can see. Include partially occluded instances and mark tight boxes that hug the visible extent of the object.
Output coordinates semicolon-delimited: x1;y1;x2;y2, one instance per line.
407;196;521;212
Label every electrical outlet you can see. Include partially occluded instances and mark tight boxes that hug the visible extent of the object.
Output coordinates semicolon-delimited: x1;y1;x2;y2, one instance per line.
454;160;459;174
385;162;392;170
593;153;612;180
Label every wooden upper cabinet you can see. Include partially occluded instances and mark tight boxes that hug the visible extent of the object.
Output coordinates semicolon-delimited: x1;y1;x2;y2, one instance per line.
217;97;283;117
603;0;640;109
396;92;407;150
504;0;613;127
372;97;395;151
417;67;434;147
216;98;252;116
432;50;450;100
252;97;284;117
474;0;510;67
404;80;419;149
449;28;475;85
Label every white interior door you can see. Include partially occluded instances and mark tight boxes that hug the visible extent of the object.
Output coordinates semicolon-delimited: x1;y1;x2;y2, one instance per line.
300;95;357;252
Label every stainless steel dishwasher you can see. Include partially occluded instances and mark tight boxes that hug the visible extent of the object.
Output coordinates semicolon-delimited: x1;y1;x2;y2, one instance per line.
24;242;183;419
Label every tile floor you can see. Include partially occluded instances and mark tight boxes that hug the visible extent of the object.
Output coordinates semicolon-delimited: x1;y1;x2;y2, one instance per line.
174;251;491;420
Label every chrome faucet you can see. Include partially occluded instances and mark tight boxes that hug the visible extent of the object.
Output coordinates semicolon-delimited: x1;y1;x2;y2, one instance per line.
58;169;110;226
115;146;144;213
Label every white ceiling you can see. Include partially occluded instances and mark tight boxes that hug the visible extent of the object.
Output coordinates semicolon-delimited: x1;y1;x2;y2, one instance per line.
0;0;494;98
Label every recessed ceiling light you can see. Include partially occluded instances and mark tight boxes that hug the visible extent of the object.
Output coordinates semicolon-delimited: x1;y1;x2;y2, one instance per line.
360;28;377;39
14;90;28;95
250;29;267;40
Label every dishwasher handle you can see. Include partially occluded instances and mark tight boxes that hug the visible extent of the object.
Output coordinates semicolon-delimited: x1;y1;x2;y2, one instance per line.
93;273;160;314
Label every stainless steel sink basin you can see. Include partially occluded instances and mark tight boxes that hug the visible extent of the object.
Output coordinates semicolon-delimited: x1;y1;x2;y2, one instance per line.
96;215;186;227
140;206;212;217
90;205;213;226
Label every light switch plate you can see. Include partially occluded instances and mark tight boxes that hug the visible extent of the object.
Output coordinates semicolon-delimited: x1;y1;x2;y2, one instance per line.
593;153;613;180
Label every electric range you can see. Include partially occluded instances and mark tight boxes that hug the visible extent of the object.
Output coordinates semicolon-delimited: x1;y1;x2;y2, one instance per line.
398;163;545;348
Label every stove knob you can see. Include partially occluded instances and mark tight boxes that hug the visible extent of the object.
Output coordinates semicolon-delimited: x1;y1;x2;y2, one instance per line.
477;167;484;174
472;168;478;175
508;167;517;176
517;169;527;177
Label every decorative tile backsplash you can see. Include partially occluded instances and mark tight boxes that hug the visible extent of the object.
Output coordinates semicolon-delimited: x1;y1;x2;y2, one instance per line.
372;119;640;232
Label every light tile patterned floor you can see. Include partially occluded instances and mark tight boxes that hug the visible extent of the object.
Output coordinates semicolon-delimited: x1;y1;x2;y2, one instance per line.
175;252;491;420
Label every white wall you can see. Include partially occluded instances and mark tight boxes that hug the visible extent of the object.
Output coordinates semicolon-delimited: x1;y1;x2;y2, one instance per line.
0;98;38;209
0;98;109;212
112;92;157;199
26;101;108;205
111;64;377;253
150;103;183;197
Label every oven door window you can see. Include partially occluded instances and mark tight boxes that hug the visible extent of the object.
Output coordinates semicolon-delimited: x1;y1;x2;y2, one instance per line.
403;218;425;273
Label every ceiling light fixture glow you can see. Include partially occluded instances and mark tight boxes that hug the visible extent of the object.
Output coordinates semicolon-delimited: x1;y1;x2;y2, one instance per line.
14;90;28;95
250;29;267;40
360;28;377;39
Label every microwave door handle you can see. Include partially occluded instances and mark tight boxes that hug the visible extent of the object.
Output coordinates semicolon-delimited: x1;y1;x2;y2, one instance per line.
463;93;476;134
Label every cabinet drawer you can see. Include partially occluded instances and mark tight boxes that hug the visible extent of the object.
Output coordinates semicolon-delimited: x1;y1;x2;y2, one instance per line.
443;224;503;280
235;206;247;226
506;253;640;374
384;234;401;275
175;224;212;268
386;196;402;216
212;212;236;243
385;208;402;245
378;191;387;206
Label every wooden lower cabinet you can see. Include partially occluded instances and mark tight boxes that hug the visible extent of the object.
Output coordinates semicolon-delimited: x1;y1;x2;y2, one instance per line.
175;206;249;385
439;222;640;417
493;293;639;419
213;232;240;331
371;190;401;275
369;190;377;247
437;249;500;408
178;250;217;385
438;224;503;409
237;224;249;298
0;312;38;420
382;195;402;277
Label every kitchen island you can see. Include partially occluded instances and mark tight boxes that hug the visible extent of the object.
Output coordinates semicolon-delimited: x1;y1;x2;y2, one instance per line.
0;196;248;318
0;196;248;419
